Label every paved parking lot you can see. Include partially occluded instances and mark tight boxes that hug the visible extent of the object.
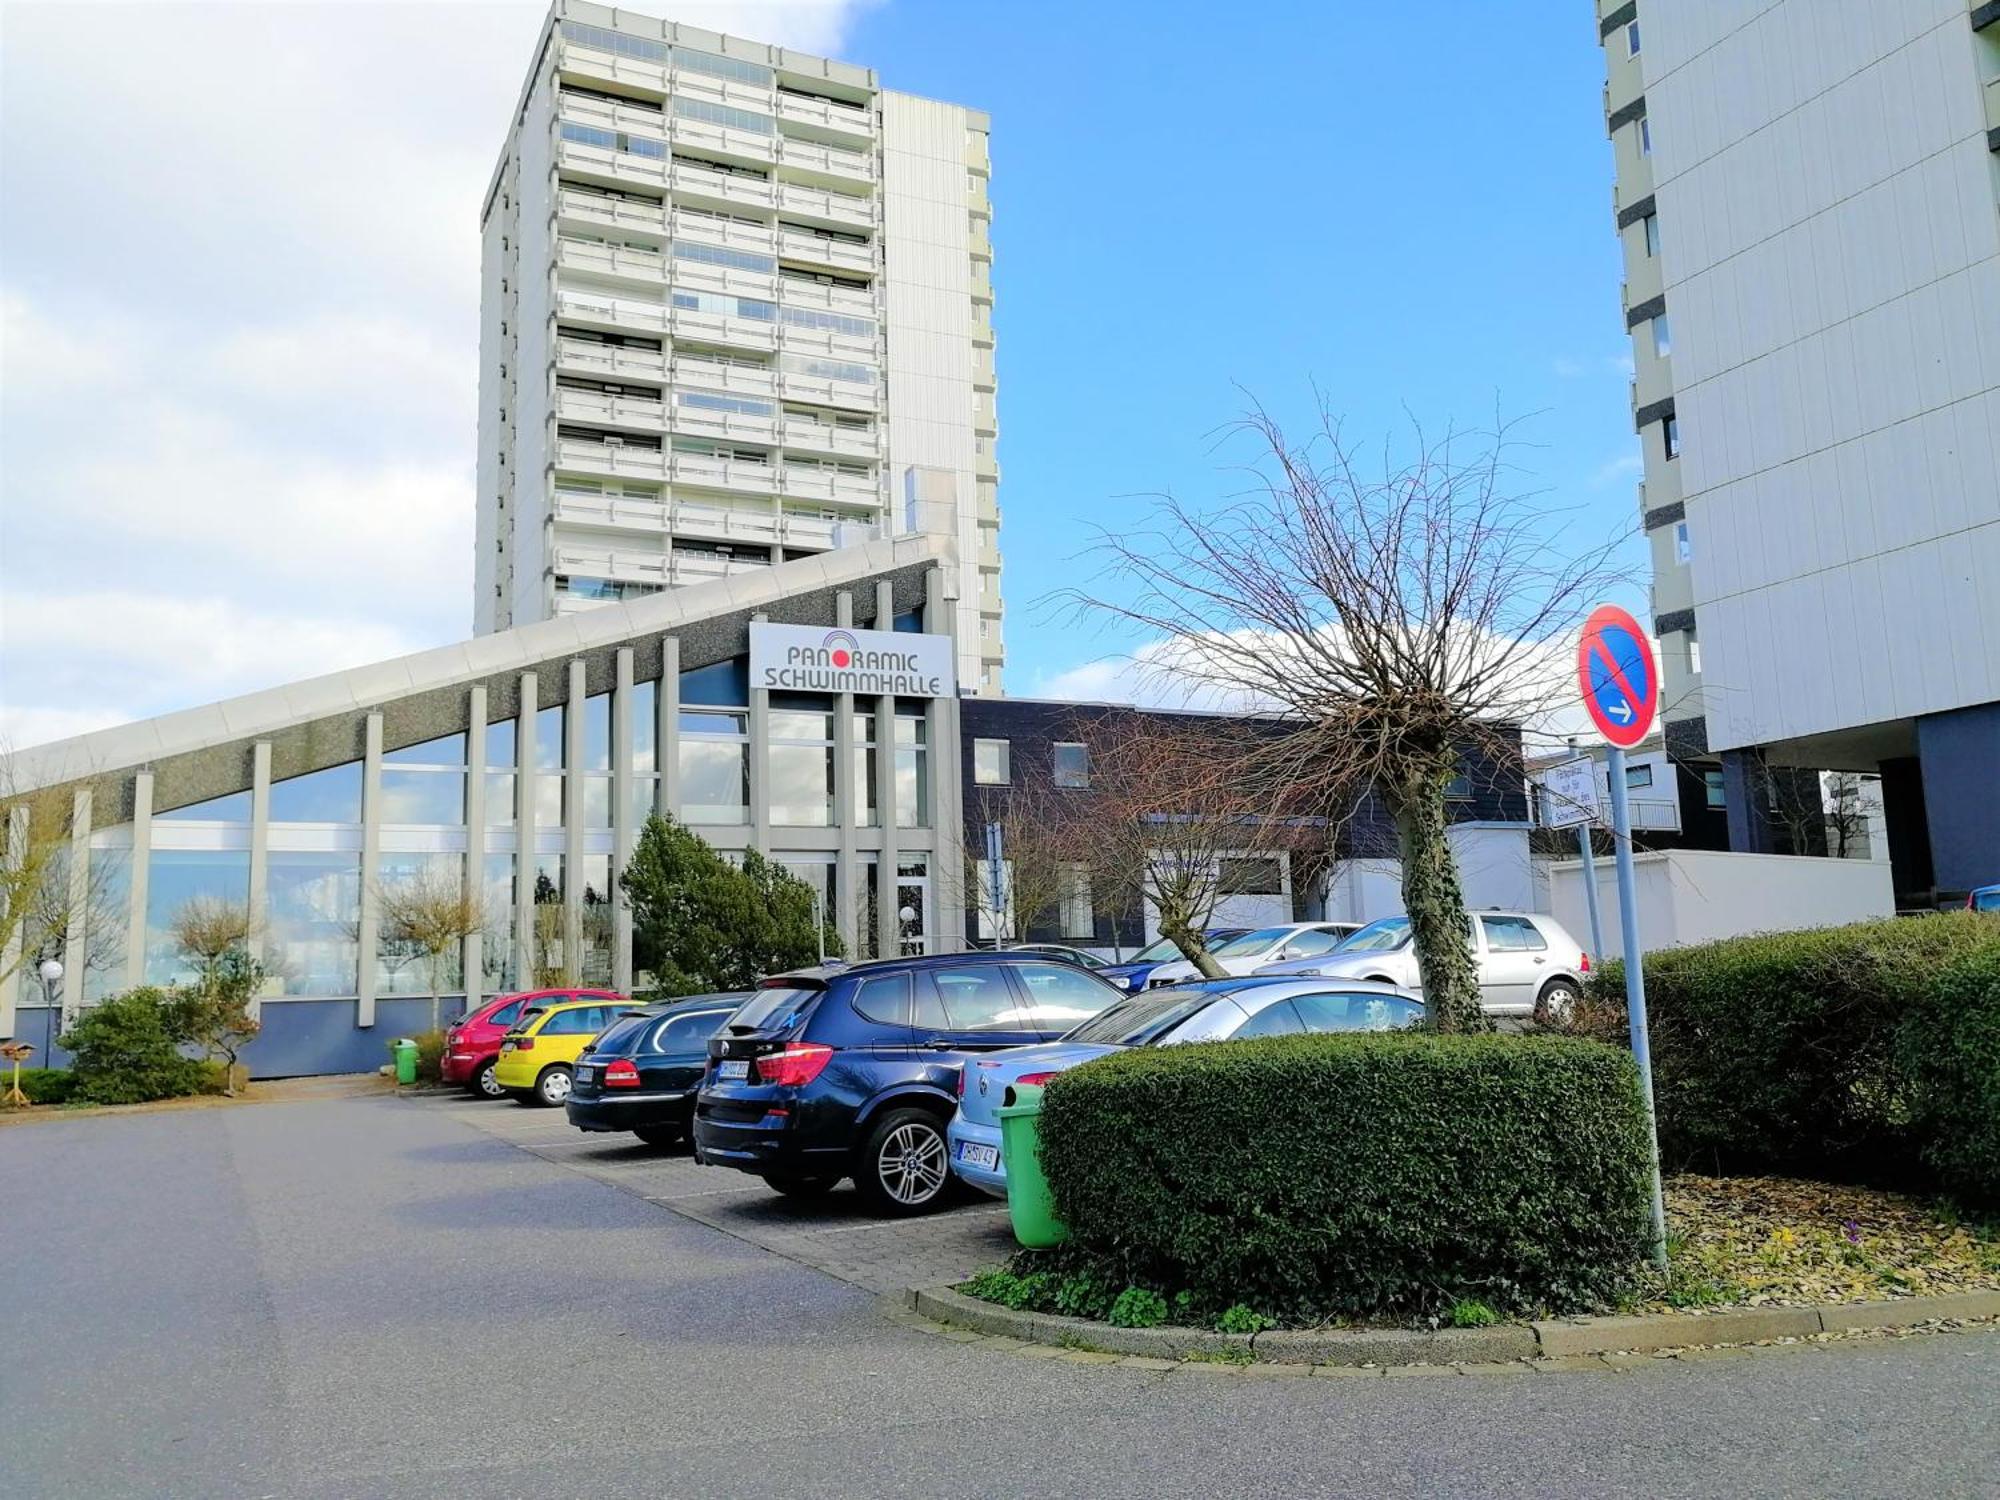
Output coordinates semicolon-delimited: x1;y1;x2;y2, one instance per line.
437;1092;1017;1291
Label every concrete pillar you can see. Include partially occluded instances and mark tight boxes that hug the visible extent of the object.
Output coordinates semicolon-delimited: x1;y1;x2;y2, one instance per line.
565;659;586;981
61;788;91;1025
748;612;770;851
125;772;153;991
0;804;26;1040
926;563;967;952
246;742;272;991
356;713;384;1028
611;648;635;993
833;590;859;955
515;671;538;989
660;636;681;819
874;579;899;958
464;685;488;1012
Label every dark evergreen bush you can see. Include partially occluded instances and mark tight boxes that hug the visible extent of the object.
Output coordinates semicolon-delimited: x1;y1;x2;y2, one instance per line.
58;988;208;1105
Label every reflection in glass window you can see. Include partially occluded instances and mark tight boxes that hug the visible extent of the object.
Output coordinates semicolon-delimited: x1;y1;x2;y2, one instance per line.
266;852;362;997
632;680;659;776
379;770;466;826
483;852;517;994
769;706;834;826
853;710;879;828
680;710;749;824
536;705;565;770
894;711;927;828
580;852;614;987
486;718;517;770
375;853;468;997
384;733;467;767
532;853;566;987
582;775;613;829
582;694;611;771
145;849;250;987
80;847;132;1002
156;790;251;822
270;762;362;823
972;739;1009;786
535;772;565;829
486;772;516;828
1050;743;1089;789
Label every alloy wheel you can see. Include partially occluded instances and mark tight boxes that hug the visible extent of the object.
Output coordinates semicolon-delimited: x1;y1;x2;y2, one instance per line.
476;1062;505;1099
877;1121;947;1205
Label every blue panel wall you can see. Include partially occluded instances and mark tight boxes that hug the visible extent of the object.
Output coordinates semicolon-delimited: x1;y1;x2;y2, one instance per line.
9;1006;73;1069
1917;702;2000;894
245;996;468;1079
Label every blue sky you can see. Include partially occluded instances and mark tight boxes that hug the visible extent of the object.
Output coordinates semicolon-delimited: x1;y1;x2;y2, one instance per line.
0;0;1640;744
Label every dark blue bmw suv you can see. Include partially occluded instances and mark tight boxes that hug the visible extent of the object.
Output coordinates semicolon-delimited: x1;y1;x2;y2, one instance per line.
693;952;1123;1216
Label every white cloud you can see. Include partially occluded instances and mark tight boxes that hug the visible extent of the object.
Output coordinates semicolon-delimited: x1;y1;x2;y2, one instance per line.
0;1;879;751
1591;451;1645;488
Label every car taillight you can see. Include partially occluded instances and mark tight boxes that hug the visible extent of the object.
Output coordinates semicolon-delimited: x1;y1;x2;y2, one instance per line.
604;1058;640;1090
512;1037;533;1051
955;1066;968;1099
1015;1071;1059;1088
753;1043;834;1087
1579;952;1591;974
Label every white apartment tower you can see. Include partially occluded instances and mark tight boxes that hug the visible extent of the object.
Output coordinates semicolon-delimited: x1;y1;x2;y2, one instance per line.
477;2;1005;694
1595;0;2000;900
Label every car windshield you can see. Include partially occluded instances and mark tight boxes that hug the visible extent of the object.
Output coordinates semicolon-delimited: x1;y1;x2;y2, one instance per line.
1977;890;2000;912
1128;936;1188;963
1209;927;1291;957
1336;917;1412;953
1062;992;1217;1046
586;1014;653;1054
727;986;817;1033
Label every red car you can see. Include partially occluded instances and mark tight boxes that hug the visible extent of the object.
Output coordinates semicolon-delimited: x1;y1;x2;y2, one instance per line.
443;989;628;1097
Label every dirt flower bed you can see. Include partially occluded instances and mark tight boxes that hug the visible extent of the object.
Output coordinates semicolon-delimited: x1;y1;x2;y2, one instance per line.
1637;1175;2000;1314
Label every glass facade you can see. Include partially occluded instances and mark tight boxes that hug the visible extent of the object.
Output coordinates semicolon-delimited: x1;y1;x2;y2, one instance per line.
482;853;518;995
680;710;749;824
267;852;362;997
894;711;928;828
270;763;362;823
157;790;250;822
375;852;467;997
853;710;879;827
768;703;834;827
580;852;615;987
145;849;251;987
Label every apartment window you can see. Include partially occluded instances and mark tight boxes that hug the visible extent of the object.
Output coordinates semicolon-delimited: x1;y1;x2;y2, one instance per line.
1445;765;1474;800
1625;764;1655;790
1675;521;1691;564
1061;865;1094;941
1218;857;1282;896
1704;769;1726;809
1663;415;1680;460
671;96;775;137
972;738;1010;785
1051;743;1089;789
672;241;777;276
1639;116;1653;156
1651;314;1671;358
1625;18;1641;56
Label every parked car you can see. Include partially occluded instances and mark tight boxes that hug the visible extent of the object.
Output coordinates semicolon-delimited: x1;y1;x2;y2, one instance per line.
947;977;1424;1197
1143;922;1360;986
1256;911;1589;1022
1968;885;2000;912
491;994;640;1106
998;943;1110;969
1096;929;1249;992
692;952;1124;1215
567;994;748;1147
442;988;627;1098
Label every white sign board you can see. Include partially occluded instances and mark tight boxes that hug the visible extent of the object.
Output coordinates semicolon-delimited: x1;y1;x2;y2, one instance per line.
1538;756;1601;829
749;622;956;698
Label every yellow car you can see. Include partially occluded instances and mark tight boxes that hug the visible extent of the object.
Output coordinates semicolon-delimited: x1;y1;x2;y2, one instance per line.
492;995;633;1106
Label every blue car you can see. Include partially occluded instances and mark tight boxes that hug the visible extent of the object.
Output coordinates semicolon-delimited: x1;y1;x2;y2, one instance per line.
946;977;1424;1198
1096;929;1249;993
1969;885;2000;913
692;952;1124;1216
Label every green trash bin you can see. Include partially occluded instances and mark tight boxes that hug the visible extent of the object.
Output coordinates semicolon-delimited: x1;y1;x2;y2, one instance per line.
391;1037;419;1086
997;1082;1067;1249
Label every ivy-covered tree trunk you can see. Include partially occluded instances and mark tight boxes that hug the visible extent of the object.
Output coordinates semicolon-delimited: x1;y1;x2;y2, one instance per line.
1391;770;1489;1033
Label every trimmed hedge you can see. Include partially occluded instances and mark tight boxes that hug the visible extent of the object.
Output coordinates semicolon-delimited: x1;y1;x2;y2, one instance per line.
1;1067;76;1106
1038;1033;1651;1320
1584;912;2000;1200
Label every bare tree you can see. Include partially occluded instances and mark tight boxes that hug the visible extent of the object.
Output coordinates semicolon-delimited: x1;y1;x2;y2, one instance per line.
0;783;124;1005
949;770;1088;948
1065;406;1623;1031
168;898;262;1096
1074;712;1308;980
530;870;575;989
376;862;488;1033
1824;773;1872;860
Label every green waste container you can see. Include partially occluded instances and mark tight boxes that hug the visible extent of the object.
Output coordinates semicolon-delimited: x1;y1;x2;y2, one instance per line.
391;1038;419;1086
997;1082;1067;1249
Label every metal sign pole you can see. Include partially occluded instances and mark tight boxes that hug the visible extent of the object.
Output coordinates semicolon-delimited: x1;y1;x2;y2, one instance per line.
1577;824;1606;961
1606;743;1668;1270
984;821;1005;948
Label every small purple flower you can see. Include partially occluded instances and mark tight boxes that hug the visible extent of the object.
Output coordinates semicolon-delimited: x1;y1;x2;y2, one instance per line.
1843;1220;1862;1245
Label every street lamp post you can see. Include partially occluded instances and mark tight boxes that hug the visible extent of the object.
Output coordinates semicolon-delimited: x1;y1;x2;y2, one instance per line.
38;957;64;1052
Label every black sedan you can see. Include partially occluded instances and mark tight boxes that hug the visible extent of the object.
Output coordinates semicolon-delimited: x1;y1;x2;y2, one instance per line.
567;993;748;1148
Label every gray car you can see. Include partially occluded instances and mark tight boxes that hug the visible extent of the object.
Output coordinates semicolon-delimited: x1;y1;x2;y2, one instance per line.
1255;911;1590;1022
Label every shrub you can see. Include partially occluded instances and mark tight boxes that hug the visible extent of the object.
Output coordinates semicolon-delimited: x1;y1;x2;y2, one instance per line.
1107;1287;1168;1329
59;989;208;1105
413;1028;448;1085
1;1067;75;1106
1039;1032;1650;1321
1448;1298;1499;1328
1585;912;2000;1195
1214;1303;1272;1335
1897;947;2000;1206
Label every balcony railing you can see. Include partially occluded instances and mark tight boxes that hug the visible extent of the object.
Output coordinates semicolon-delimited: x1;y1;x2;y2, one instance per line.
557;237;666;282
667;116;776;166
555;387;666;429
558;39;669;95
781;419;877;460
776;137;875;184
668;400;777;445
558;187;667;237
556;438;670;482
556;289;666;335
773;368;878;412
779;277;877;320
776;227;874;276
557;336;666;382
555;138;668;193
777;182;873;230
672;210;777;257
559;93;667;140
779;466;880;504
776;91;874;140
671;357;777;400
668;304;777;352
667;159;778;211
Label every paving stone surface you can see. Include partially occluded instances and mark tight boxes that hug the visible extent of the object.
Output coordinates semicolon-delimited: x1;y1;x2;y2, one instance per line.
437;1094;1018;1292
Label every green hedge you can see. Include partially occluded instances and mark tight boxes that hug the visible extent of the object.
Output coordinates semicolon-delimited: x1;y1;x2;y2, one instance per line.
1585;912;2000;1200
1038;1033;1651;1321
1;1067;76;1106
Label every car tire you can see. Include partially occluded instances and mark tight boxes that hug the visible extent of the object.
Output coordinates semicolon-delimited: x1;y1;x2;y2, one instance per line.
766;1173;840;1198
632;1125;681;1149
470;1060;506;1099
1535;980;1581;1027
532;1065;574;1108
852;1107;953;1217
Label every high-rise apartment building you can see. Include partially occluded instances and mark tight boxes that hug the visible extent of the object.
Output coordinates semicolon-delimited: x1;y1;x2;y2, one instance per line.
1595;0;2000;900
477;2;1005;694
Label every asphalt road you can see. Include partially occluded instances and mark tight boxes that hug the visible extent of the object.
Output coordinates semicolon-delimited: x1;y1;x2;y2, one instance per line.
2;1096;1995;1500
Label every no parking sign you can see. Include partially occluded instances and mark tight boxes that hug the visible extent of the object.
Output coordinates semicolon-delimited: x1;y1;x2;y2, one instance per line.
1576;604;1658;749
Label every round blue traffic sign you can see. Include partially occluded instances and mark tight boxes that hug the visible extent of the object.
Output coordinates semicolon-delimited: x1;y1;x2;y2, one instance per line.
1576;604;1659;749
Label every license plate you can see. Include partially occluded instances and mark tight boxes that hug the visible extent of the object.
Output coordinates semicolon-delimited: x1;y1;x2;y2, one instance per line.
718;1059;749;1080
956;1142;999;1172
575;1065;593;1083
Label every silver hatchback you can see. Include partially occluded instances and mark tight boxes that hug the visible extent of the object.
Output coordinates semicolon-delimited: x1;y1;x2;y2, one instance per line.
1255;911;1591;1022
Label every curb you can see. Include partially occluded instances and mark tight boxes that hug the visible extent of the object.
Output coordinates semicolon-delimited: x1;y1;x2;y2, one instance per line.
908;1286;2000;1367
